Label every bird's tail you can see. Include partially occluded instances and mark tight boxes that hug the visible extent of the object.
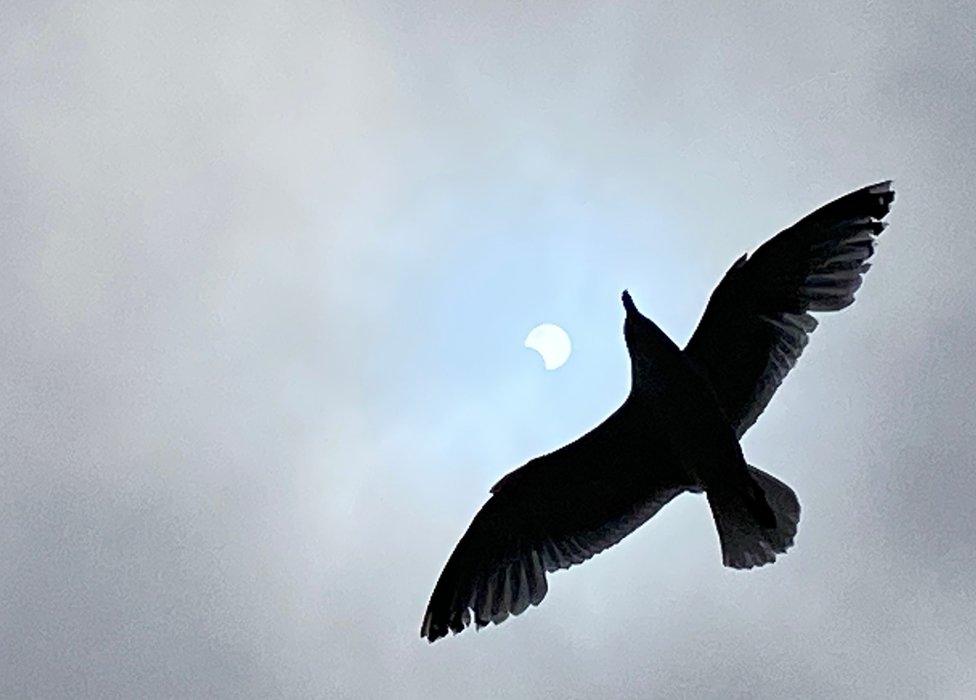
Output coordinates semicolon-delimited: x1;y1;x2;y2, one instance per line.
706;465;800;569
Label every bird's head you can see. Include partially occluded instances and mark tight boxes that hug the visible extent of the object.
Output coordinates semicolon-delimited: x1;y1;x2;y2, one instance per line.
622;290;645;344
621;290;665;360
621;290;649;334
621;289;638;317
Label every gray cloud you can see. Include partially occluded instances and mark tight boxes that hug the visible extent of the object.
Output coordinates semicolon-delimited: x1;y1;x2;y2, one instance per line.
2;1;975;697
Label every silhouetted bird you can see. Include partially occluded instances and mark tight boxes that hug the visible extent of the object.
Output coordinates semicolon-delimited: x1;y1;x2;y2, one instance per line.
421;182;895;643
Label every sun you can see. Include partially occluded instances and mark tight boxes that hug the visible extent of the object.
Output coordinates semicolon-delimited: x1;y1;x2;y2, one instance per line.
524;323;572;370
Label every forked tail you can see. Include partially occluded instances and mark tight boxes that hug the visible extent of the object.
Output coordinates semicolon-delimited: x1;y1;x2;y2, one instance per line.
707;465;800;569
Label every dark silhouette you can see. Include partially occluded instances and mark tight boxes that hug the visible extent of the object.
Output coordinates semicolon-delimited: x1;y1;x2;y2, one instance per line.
421;182;895;643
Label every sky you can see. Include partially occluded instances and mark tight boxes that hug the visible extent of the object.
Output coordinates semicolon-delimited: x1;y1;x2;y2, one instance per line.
2;2;975;697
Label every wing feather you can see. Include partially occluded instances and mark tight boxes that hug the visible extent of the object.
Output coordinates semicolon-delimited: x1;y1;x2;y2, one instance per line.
684;181;894;437
420;406;687;642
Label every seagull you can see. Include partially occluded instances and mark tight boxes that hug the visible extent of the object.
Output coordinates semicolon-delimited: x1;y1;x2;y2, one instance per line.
421;181;895;643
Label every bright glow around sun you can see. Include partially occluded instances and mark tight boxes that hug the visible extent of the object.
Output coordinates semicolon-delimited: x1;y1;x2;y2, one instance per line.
524;323;572;370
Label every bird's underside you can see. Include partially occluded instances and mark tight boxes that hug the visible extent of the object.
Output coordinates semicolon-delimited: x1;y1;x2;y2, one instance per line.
422;181;895;643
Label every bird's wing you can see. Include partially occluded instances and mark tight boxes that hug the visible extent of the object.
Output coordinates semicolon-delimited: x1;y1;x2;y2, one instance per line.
420;408;686;643
684;181;894;437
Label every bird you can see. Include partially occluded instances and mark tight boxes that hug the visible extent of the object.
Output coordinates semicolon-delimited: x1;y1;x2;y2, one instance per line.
421;181;895;643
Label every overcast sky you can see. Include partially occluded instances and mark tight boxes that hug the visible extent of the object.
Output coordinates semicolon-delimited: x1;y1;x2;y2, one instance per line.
3;2;976;697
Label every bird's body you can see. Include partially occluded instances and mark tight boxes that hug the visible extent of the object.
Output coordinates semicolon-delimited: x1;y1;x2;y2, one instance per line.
422;181;895;642
624;302;744;493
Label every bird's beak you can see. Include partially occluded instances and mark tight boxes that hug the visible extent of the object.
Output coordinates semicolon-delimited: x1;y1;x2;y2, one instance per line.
622;290;638;317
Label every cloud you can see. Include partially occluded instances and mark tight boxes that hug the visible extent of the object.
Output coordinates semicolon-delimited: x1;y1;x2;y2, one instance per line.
2;1;975;697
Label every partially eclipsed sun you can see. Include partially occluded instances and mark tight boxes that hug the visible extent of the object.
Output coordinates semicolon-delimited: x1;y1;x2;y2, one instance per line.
524;323;572;370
